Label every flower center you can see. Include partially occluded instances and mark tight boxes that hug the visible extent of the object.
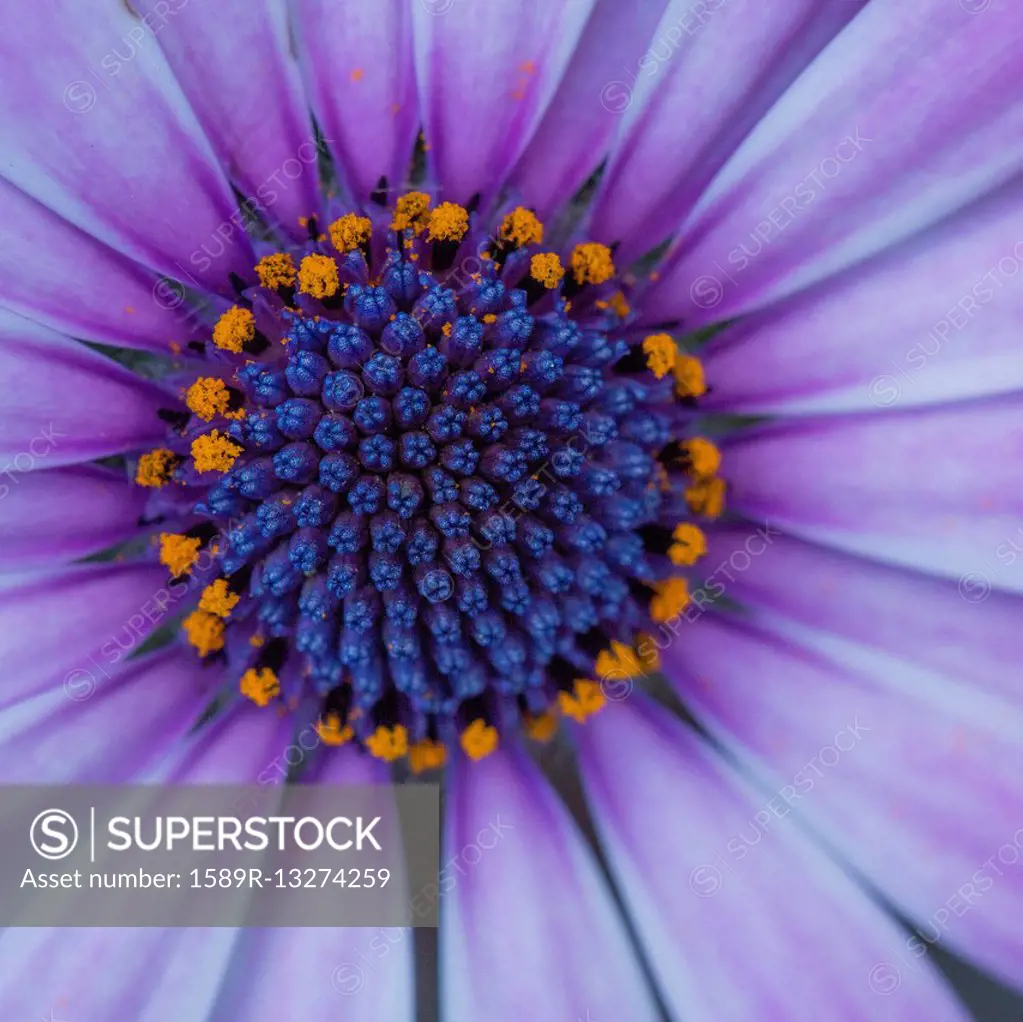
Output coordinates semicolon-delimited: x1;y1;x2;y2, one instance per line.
136;196;725;770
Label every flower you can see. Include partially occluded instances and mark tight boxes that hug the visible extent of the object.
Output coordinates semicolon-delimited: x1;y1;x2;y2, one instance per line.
1;0;1022;1018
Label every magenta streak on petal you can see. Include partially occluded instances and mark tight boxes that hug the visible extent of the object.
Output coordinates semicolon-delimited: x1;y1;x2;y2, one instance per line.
589;0;866;265
700;179;1023;415
411;0;599;209
0;0;253;296
639;0;1023;327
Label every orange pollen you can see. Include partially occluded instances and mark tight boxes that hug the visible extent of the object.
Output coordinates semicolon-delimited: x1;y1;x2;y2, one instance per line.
684;437;722;479
391;191;431;233
530;252;565;289
158;533;201;576
185;377;232;421
366;725;409;762
298;254;340;299
315;713;354;747
558;679;606;723
674;355;707;399
135;448;177;488
523;712;558;743
329;214;373;253
609;291;631;318
650;578;691;623
254;252;297;290
182;610;225;657
642;334;678;380
191;430;243;473
594;640;654;681
482;313;498;324
427;202;469;242
239;667;280;708
212;306;255;353
685;476;726;519
408;739;447;774
500;207;544;247
571;242;615;286
668;522;708;567
199;578;239;618
460;719;499;761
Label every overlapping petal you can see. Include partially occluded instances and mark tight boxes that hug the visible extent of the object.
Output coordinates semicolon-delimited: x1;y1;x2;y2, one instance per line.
412;0;598;208
641;0;1023;326
575;695;972;1021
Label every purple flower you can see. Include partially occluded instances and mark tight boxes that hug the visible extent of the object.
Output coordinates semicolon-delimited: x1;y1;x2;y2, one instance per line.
1;0;1021;1018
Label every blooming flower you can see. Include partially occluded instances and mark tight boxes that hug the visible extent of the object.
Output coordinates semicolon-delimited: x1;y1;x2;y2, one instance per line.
1;0;1022;1019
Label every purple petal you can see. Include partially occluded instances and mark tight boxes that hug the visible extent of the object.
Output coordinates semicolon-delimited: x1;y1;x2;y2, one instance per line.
590;0;864;264
0;648;214;782
640;0;1023;326
0;562;173;709
697;525;1023;716
441;744;660;1022
0;0;253;294
663;612;1023;990
0;180;202;350
131;0;317;241
212;753;412;1021
292;0;419;208
701;180;1023;414
412;0;598;207
508;0;669;220
0;927;236;1021
575;696;972;1021
721;397;1023;591
0;465;146;570
0;310;167;465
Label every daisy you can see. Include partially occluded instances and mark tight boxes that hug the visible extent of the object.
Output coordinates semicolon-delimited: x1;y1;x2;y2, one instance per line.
1;0;1021;1019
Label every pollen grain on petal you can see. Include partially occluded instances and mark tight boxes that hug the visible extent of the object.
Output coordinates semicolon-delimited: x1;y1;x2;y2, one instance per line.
135;448;178;488
316;713;354;747
649;578;690;623
571;242;615;286
213;306;256;353
183;609;226;657
668;522;707;566
159;532;201;576
391;191;431;234
298;253;341;299
460;719;499;761
523;711;558;743
530;252;565;289
686;476;726;519
185;377;232;421
255;252;297;290
329;213;373;254
199;578;239;618
500;206;544;247
191;430;243;473
642;333;678;380
427;202;470;243
674;354;707;399
408;738;447;774
240;666;280;707
366;724;409;762
558;679;606;723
